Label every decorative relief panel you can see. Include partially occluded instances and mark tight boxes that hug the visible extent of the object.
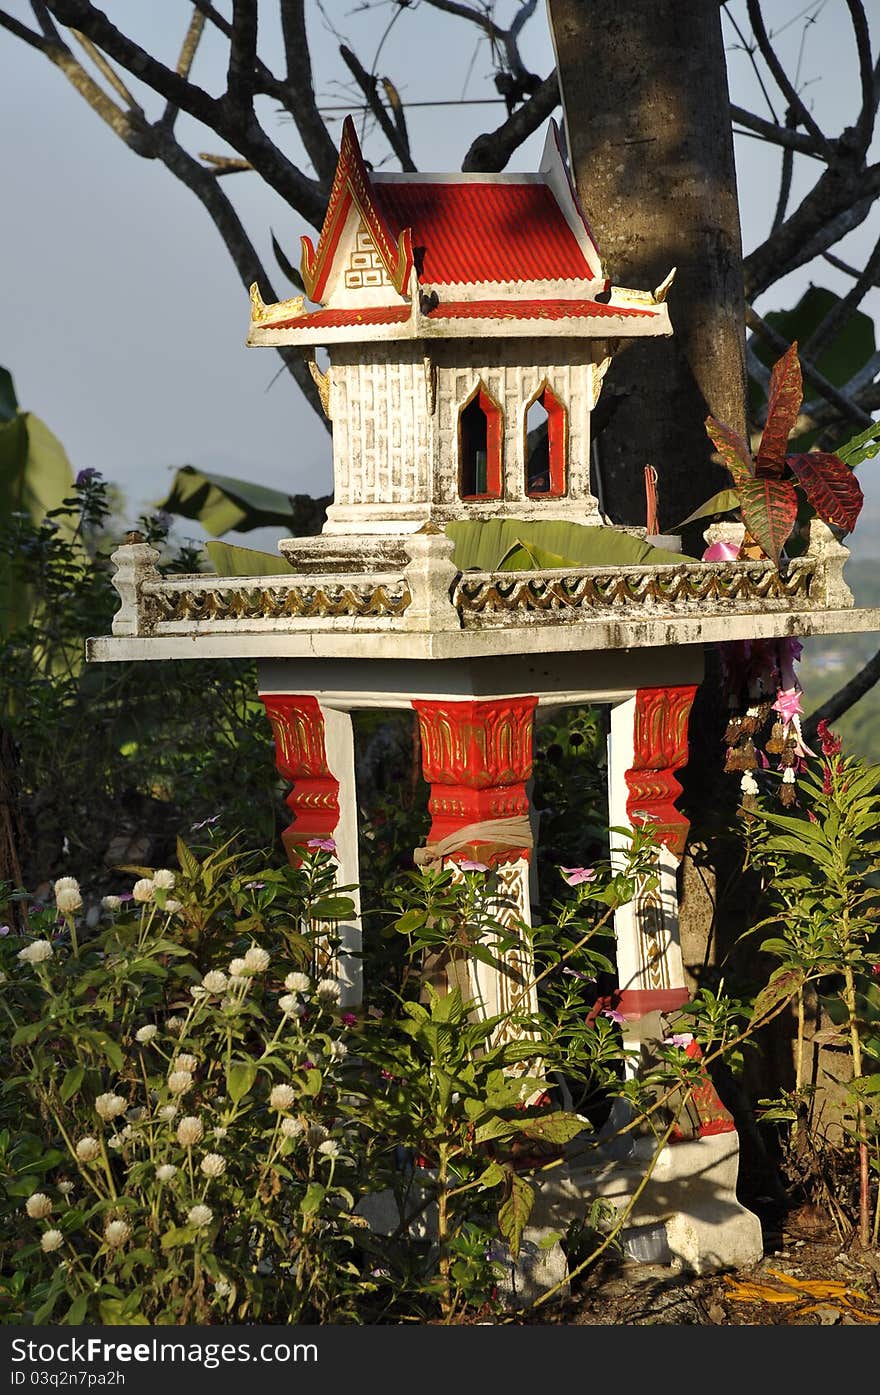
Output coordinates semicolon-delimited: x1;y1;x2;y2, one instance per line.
260;695;340;851
344;227;392;290
624;685;698;858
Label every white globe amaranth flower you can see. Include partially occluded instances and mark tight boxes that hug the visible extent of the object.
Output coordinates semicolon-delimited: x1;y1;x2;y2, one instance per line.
156;1164;178;1183
153;869;176;890
315;978;341;1003
187;1204;213;1229
165;1016;185;1034
201;970;228;995
57;1181;74;1196
176;1116;203;1147
103;1219;130;1248
214;1278;232;1298
280;1117;304;1139
278;994;305;1018
317;1139;340;1160
95;1093;127;1121
228;958;248;979
40;1229;64;1253
213;1126;228;1140
17;940;54;965
243;945;270;973
200;1152;226;1178
132;878;155;903
135;1025;158;1045
157;1104;178;1122
108;1127;133;1150
25;1192;53;1220
55;885;83;915
174;1053;197;1073
305;1124;328;1148
0;970;6;985
167;1070;193;1096
269;1084;296;1112
75;1137;101;1162
54;876;80;896
164;899;183;915
102;895;122;912
328;1040;348;1063
284;972;310;994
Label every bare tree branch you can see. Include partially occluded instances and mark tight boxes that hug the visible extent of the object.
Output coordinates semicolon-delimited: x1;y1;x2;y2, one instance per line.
462;70;560;172
70;27;143;112
42;0;327;222
729;104;823;155
226;0;258;112
158;8;206;131
746;306;873;427
339;43;416;172
802;233;880;364
770;108;796;232
803;648;880;743
280;0;338;185
845;0;875;151
745;0;834;158
0;8;51;52
744;177;879;299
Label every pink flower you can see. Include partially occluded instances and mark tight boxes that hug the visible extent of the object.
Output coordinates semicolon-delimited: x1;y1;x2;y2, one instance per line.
872;964;880;978
341;1012;358;1027
456;858;488;872
561;867;597;886
602;1007;626;1026
816;719;842;758
306;838;336;852
702;540;741;562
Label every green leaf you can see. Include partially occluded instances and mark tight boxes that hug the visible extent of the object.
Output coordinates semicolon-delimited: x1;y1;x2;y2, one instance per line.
835;418;880;469
675;488;742;529
309;894;356;921
395;909;427;934
516;1111;585;1145
444;519;691;571
704;416;753;485
161;1225;198;1250
786;452;863;532
98;1298;149;1324
0;365;18;423
226;1060;257;1104
751;965;805;1023
477;1161;506;1189
301;1182;325;1216
60;1065;85;1103
498;1172;534;1259
738;475;799;565
203;540;295;577
756;341;802;476
63;1293;90;1326
301;1068;323;1096
176;836;200;880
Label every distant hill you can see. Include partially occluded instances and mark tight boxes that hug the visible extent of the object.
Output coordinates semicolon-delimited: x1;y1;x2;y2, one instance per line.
798;555;880;760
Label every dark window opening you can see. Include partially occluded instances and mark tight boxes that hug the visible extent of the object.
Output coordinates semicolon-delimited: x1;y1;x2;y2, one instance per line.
459;387;502;499
525;385;567;498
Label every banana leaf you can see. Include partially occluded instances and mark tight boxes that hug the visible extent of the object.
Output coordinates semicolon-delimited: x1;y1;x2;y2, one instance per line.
203;540;295;576
445;518;692;570
158;464;311;536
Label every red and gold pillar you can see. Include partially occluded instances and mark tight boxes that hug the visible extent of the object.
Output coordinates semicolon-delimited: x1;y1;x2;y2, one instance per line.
411;696;539;1035
260;694;362;1005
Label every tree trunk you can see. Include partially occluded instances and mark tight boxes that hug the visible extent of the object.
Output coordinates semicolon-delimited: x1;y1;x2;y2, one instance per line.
547;0;748;534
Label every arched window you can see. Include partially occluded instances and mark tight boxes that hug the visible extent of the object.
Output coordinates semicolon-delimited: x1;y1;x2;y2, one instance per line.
524;383;567;497
459;384;502;499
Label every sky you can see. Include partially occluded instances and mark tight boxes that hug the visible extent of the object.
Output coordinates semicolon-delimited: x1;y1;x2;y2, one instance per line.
2;1;879;552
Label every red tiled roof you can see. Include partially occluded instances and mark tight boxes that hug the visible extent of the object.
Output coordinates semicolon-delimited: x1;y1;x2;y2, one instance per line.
373;181;594;285
262;305;412;331
429;299;657;321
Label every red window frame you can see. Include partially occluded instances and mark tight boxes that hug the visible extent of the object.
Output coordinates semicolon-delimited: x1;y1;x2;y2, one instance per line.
458;383;503;500
524;382;567;498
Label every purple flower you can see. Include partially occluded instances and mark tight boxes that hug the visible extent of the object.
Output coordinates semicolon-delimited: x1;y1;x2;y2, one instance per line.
0;925;10;937
562;966;595;982
118;893;134;904
244;881;266;890
602;1007;627;1026
306;838;336;853
302;1060;315;1071
560;866;596;886
456;859;488;873
663;1032;694;1049
341;1012;357;1027
191;815;220;832
75;467;101;487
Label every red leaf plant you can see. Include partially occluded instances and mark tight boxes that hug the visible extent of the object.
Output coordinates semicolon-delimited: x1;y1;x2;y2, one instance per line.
704;342;863;566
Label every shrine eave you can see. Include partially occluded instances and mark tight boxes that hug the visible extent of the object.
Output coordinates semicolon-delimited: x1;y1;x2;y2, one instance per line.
246;296;671;347
87;605;880;666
